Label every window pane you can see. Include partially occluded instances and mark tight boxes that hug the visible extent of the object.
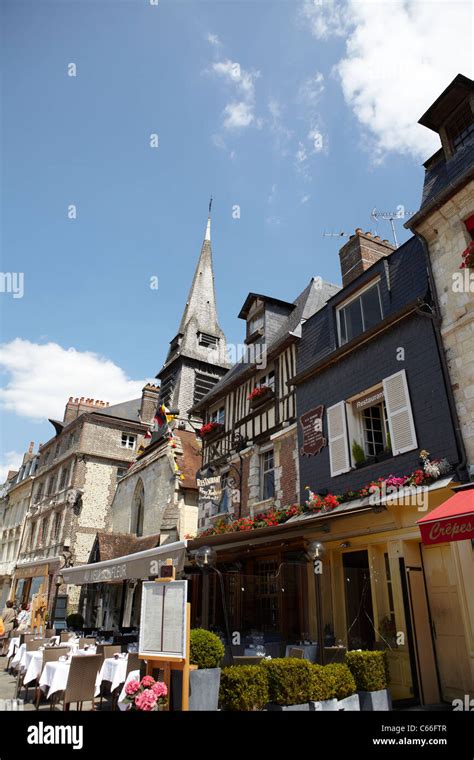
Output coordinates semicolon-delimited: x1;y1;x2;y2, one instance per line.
361;286;382;331
343;299;363;342
339;310;347;344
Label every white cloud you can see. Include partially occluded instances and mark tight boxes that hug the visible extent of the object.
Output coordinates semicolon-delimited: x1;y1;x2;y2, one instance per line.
301;0;473;159
298;71;325;106
295;142;307;165
0;339;146;421
209;58;260;131
268;97;293;155
301;194;310;204
207;32;221;48
223;101;255;130
0;451;24;483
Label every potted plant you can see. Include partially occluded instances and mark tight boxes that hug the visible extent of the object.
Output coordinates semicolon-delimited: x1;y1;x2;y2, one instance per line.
345;650;391;711
309;664;338;711
65;612;84;632
198;422;224;442
261;658;313;710
248;385;274;409
172;628;224;711
323;663;359;711
219;665;269;711
352;440;366;469
377;432;393;462
123;675;168;711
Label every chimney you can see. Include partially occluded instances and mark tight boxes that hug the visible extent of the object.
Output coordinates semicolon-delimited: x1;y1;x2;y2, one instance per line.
339;229;395;287
63;397;110;425
140;384;160;424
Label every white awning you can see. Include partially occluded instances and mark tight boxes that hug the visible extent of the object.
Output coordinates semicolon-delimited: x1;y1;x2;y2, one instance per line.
61;540;188;585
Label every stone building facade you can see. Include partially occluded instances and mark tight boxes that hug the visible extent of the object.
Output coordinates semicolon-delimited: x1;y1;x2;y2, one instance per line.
12;389;157;614
407;74;474;478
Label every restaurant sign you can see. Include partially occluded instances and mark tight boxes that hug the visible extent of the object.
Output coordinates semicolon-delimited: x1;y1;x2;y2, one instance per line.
419;515;474;545
197;475;222;502
300;405;327;457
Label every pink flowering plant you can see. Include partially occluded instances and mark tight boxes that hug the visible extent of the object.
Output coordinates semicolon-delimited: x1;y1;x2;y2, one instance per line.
124;675;168;711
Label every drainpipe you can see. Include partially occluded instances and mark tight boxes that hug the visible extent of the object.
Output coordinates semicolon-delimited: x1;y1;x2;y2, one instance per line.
415;232;468;482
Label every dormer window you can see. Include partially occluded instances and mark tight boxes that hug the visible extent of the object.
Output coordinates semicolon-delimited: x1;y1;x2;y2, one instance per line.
198;332;219;348
337;280;383;346
446;101;474;152
248;311;264;335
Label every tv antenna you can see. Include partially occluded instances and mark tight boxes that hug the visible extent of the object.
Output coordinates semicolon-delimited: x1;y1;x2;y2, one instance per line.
370;207;415;249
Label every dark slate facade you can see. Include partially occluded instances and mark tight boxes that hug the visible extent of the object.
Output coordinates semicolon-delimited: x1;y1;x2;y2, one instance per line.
294;236;461;499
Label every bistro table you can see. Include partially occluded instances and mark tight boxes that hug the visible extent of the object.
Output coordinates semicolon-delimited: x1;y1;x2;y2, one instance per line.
6;636;20;659
23;651;44;685
118;669;140;711
96;655;129;694
38;651;102;699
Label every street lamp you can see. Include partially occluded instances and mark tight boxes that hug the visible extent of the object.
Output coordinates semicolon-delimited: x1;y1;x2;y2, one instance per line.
306;541;326;665
194;545;234;663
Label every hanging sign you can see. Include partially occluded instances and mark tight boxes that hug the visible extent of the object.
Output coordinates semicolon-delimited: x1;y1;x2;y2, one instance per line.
300;405;327;456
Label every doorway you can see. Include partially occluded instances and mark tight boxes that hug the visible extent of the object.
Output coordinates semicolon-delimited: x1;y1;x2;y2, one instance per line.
343;550;376;650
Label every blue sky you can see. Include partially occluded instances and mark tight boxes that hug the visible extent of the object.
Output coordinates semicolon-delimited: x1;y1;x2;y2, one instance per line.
1;0;472;476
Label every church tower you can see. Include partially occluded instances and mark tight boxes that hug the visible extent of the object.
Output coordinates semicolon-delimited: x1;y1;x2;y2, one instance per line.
156;205;230;430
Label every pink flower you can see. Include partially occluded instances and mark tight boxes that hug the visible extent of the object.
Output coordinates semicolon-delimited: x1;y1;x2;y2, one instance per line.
124;679;140;696
140;675;155;688
134;689;158;711
152;680;168;698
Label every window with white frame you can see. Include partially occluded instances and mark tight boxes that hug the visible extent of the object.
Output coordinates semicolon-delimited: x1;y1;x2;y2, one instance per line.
257;369;275;391
210;406;225;425
121;433;136;450
260;449;275;500
326;370;418;477
248;310;264;336
337;280;383;346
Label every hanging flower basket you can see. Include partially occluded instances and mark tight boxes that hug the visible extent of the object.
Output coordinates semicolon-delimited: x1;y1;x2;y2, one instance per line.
460;240;474;269
248;385;274;408
198;422;224;441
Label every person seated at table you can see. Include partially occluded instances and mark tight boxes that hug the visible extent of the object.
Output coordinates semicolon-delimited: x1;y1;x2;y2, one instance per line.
16;603;31;633
1;601;17;655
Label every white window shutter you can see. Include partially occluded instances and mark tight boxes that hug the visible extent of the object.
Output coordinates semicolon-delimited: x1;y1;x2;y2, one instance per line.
383;370;418;455
327;401;351;476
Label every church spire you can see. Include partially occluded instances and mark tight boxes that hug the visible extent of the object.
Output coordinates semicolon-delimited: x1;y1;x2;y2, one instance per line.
205;197;212;242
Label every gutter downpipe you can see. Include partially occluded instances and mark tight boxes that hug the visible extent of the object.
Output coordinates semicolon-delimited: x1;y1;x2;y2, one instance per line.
414;232;468;482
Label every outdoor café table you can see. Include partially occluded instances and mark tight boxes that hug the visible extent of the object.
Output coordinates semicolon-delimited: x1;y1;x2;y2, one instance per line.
118;669;140;711
39;650;101;700
11;643;27;669
23;650;44;685
97;655;129;694
7;636;20;659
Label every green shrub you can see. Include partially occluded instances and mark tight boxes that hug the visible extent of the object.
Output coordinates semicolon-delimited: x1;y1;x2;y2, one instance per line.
219;665;269;711
260;658;314;705
66;613;84;630
345;650;390;692
309;664;337;701
189;628;224;669
352;440;366;465
322;663;356;700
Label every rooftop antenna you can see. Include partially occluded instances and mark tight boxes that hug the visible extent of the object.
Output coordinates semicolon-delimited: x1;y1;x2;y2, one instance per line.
370;207;415;249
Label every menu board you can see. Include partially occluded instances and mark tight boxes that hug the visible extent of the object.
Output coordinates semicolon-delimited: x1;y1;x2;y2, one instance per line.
139;580;188;659
300;405;327;456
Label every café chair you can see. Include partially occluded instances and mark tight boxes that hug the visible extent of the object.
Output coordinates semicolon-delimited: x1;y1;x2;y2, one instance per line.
16;639;45;700
34;646;69;708
288;647;305;659
103;645;121;659
78;637;96;650
60;632;73;643
111;652;140;710
44;628;55;638
51;654;102;711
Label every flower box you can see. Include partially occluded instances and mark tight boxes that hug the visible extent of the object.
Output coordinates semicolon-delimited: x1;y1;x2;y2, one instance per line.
310;698;339;711
338;693;360;711
248;385;274;409
198;422;224;442
171;667;221;711
357;688;392;711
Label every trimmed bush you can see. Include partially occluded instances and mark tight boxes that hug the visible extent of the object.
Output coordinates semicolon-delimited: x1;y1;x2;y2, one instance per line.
66;613;84;630
323;663;356;700
345;651;390;692
261;658;314;705
309;664;337;702
219;665;269;711
189;628;224;670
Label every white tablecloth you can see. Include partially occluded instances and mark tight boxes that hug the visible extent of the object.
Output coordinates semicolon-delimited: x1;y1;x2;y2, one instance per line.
7;637;20;659
11;643;26;669
39;653;102;699
118;670;140;711
23;651;44;685
97;656;128;693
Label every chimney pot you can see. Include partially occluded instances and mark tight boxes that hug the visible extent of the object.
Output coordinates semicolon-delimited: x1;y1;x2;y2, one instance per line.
339;229;395;287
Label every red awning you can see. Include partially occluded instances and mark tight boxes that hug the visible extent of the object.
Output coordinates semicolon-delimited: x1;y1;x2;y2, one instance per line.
417;489;474;545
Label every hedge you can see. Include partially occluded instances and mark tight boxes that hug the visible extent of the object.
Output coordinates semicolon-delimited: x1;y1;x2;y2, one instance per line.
219;665;269;711
322;663;356;700
260;658;314;705
345;651;390;692
309;664;337;702
189;629;224;670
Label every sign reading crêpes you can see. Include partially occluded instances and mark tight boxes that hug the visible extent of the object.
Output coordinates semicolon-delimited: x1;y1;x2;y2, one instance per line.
300;405;327;457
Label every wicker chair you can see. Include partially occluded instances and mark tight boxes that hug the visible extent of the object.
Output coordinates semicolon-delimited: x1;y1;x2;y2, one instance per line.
103;645;121;659
34;647;68;708
53;654;102;711
110;652;141;710
21;633;36;645
16;640;45;699
45;628;55;638
60;632;71;643
78;638;96;650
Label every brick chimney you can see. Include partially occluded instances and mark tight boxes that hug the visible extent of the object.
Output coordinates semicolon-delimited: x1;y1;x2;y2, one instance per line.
339;229;395;287
63;397;110;425
140;384;160;424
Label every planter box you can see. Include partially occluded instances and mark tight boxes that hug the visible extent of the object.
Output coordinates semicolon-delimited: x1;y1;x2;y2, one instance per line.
267;702;310;711
202;426;224;443
249;389;274;409
310;699;339;711
171;668;221;711
338;694;360;711
358;689;392;711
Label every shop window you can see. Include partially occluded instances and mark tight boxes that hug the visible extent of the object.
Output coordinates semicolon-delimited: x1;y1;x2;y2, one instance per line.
121;433;136;450
260;449;275;500
337;281;383;346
